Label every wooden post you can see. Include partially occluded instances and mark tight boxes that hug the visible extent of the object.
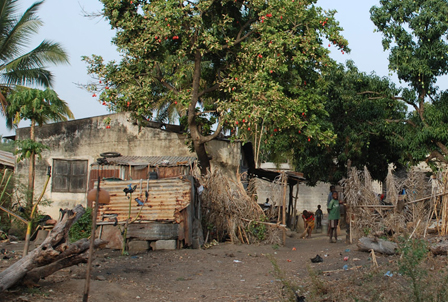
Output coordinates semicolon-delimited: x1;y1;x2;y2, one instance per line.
83;177;101;302
282;174;287;245
292;181;299;230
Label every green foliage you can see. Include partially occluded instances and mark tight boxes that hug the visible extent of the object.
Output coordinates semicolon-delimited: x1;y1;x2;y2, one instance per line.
14;139;49;162
69;207;92;243
397;237;429;302
0;0;69;115
7;88;74;129
247;215;269;242
247;220;266;242
363;227;371;237
0;169;14;233
85;0;349;172
0;136;15;153
294;61;406;184
371;0;448;168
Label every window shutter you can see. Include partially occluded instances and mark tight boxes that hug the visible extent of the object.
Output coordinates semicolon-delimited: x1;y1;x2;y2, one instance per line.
70;161;87;193
52;160;70;192
52;159;88;193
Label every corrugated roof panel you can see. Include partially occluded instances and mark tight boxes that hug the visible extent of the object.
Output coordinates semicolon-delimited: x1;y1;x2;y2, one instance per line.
95;177;192;223
101;155;196;167
0;150;15;168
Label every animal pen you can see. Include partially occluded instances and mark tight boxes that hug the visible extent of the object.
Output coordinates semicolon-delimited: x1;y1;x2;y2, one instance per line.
344;166;448;242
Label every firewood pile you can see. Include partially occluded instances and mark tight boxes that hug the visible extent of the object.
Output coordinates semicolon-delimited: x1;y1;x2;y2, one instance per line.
194;169;282;245
344;166;448;240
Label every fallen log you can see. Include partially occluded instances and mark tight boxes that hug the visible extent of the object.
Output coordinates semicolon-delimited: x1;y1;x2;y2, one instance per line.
0;205;107;292
429;240;448;255
357;237;398;255
22;238;107;287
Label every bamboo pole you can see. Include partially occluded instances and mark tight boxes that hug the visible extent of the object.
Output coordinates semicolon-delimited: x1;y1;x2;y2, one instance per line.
292;182;299;230
83;177;101;302
282;174;287;245
23;167;51;257
0;205;28;224
406;192;448;205
241;218;286;228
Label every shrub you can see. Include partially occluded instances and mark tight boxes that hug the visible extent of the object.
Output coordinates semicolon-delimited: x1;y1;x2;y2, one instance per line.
69;207;92;242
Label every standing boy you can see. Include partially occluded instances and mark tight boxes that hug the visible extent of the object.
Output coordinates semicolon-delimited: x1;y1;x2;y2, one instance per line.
328;191;341;243
315;205;323;230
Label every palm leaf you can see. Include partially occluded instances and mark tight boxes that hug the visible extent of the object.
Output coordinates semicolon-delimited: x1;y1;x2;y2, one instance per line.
0;0;43;63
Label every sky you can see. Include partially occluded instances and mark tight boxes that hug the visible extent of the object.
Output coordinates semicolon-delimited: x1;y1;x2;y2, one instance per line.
0;0;432;136
1;0;120;136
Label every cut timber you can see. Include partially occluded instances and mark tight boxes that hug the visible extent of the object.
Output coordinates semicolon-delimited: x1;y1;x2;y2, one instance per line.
0;205;108;292
357;237;398;255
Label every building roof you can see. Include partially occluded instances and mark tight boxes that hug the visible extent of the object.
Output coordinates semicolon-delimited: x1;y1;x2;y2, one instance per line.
249;168;306;185
0;150;15;168
98;155;196;167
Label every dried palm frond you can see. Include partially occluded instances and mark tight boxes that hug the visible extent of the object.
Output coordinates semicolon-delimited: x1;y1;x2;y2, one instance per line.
192;167;282;245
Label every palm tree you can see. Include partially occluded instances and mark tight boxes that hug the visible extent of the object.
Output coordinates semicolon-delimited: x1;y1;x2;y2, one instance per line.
8;88;73;207
0;0;69;114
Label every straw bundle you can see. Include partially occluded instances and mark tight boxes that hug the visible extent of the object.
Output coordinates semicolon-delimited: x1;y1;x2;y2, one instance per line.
193;168;282;245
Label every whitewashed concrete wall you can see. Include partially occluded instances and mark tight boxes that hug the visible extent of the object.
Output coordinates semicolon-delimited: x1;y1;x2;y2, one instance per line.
256;180;331;214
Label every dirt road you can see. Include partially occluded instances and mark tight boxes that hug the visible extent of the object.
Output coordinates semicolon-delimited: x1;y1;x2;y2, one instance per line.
0;231;393;302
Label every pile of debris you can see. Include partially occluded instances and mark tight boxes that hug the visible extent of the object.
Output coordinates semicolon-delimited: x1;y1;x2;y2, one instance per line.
344;166;448;241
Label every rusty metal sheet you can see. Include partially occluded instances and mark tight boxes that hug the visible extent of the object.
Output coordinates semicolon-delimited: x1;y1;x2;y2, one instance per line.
102;155;196;167
95;177;192;223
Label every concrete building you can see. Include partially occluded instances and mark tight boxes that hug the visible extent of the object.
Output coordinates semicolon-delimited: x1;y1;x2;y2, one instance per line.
14;112;249;219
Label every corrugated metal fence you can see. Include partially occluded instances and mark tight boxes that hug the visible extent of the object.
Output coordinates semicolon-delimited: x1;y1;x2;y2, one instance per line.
95;177;192;223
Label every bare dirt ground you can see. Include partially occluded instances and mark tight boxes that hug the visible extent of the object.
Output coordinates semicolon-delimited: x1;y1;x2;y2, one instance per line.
1;230;447;302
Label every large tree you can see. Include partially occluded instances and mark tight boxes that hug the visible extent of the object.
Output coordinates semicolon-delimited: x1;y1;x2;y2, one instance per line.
0;0;69;113
292;61;407;185
84;0;349;174
8;88;73;207
371;0;448;168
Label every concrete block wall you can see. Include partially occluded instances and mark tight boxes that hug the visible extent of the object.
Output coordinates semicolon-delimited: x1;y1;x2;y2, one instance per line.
296;182;331;215
256;179;333;217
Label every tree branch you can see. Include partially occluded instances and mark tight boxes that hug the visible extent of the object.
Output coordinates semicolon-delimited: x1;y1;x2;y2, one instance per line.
154;63;178;94
198;83;219;98
426;150;448;164
358;91;419;113
435;141;448;157
199;118;224;144
385;119;416;127
222;18;256;50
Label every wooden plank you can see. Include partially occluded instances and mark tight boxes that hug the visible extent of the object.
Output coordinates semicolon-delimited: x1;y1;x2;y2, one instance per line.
126;222;178;240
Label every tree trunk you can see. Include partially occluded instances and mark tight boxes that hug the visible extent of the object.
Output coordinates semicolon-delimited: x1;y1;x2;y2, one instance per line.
193;139;210;175
187;50;224;175
27;119;36;208
22;239;107;287
0;205;107;292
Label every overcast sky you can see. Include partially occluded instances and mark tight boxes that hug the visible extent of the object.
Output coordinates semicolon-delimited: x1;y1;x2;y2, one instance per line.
2;0;441;137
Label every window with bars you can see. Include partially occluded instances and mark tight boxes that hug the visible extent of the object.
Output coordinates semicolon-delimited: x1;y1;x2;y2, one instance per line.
52;159;88;193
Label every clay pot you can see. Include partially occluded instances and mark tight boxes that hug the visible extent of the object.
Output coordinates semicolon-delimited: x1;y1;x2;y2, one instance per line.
87;188;110;205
